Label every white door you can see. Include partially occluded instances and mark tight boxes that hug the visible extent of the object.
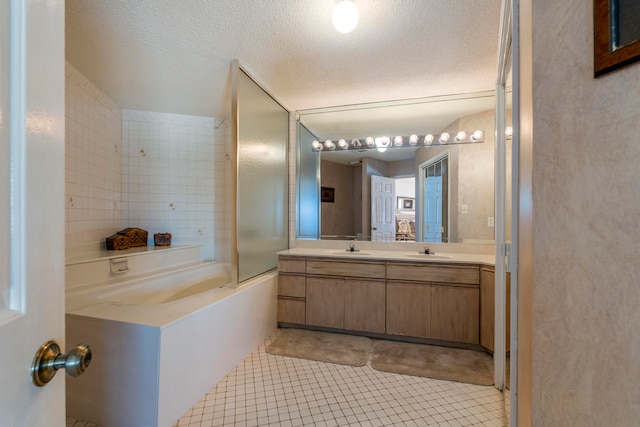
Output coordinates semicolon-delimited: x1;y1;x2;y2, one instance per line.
0;1;66;425
371;175;395;241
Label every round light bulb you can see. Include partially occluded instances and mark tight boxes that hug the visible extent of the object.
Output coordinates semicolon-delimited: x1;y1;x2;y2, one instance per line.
351;138;361;147
312;140;323;151
439;133;450;143
409;135;418;145
471;130;484;141
375;137;389;153
332;0;359;33
424;134;434;145
365;137;375;148
325;140;336;150
393;136;403;146
455;131;467;142
338;139;349;149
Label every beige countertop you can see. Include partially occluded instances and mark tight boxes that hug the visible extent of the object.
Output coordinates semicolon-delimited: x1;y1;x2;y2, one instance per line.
278;247;495;266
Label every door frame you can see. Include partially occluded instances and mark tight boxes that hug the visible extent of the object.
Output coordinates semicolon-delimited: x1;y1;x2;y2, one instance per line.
496;0;518;423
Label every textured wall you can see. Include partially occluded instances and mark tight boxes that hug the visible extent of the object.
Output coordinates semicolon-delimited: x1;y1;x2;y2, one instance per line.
530;0;640;424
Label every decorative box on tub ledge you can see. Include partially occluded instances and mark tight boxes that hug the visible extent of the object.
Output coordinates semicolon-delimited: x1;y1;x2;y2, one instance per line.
105;234;130;251
117;227;148;247
154;233;172;246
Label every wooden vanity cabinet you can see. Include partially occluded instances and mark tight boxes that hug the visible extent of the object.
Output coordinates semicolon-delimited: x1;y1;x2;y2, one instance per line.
277;257;306;324
278;255;487;347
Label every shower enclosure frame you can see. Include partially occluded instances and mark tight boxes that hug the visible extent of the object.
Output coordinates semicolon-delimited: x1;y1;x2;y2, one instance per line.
230;60;290;285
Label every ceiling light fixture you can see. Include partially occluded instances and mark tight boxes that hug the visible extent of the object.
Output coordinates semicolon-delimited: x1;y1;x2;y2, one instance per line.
312;131;485;152
332;0;359;33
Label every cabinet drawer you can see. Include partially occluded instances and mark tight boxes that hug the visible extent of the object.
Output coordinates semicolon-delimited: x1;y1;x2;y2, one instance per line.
386;263;479;285
278;274;305;298
306;259;385;279
278;257;306;273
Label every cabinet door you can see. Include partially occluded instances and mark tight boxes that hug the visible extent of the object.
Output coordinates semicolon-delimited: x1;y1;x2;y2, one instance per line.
480;268;495;351
430;284;479;344
386;281;430;338
306;276;344;329
344;279;386;333
277;298;306;324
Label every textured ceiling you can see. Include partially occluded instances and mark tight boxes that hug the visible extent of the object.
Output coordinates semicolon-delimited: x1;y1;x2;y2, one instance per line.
66;0;502;118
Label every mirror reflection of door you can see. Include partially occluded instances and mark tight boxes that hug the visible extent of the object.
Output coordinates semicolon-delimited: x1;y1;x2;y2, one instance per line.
421;153;449;243
370;175;396;241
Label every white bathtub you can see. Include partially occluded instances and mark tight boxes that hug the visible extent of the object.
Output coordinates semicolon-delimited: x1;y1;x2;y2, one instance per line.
66;259;278;427
99;262;231;305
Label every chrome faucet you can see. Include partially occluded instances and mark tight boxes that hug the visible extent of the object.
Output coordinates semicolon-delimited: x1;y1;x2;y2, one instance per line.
422;246;432;254
347;243;359;252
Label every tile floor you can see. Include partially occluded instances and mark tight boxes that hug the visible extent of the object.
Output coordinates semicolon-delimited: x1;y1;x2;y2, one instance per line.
68;331;509;427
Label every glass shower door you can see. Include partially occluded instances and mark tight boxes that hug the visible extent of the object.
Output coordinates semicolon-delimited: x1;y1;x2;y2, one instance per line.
234;65;289;283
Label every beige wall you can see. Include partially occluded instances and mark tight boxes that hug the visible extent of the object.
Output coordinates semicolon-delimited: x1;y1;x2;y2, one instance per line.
452;110;496;243
321;160;356;238
524;0;640;424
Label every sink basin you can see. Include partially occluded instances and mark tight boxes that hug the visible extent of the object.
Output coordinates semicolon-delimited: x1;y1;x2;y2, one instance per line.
405;254;452;260
326;250;371;256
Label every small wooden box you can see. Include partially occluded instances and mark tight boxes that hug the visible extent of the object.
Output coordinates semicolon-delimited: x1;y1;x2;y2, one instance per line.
117;228;148;247
154;233;172;246
106;234;130;250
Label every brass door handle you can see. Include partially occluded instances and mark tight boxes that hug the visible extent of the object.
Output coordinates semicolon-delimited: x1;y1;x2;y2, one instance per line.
31;340;92;387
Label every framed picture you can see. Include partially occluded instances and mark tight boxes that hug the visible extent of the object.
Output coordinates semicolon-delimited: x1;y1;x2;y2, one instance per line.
594;0;640;76
397;196;414;210
321;187;335;203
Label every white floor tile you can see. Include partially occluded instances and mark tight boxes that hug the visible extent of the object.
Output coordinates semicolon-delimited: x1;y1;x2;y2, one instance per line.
68;330;509;426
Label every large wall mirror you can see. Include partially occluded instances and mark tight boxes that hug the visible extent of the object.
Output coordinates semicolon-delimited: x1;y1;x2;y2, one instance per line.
296;90;498;244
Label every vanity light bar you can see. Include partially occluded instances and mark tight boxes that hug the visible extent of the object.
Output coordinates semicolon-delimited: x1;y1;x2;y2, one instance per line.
312;130;485;151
